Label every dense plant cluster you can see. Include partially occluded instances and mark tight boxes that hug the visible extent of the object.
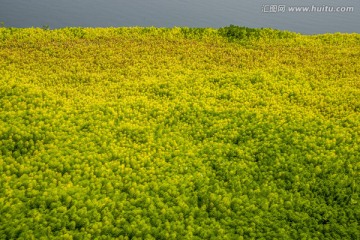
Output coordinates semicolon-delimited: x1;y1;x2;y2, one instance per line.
218;25;292;42
0;26;359;239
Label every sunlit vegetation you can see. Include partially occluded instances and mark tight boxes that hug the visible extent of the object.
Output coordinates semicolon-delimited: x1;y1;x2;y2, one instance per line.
0;26;359;239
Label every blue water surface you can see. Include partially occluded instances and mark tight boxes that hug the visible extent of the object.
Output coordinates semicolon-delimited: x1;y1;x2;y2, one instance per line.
0;0;359;34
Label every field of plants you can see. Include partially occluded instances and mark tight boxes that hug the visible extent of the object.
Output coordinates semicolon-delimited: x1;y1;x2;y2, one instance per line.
0;26;359;239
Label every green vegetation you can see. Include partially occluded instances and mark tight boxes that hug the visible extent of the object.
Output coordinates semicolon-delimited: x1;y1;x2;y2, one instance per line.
0;26;359;239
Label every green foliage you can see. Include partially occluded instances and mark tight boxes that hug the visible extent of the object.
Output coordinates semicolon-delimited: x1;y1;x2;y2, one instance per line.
42;25;50;31
219;24;262;41
219;25;297;44
66;27;86;38
0;26;359;239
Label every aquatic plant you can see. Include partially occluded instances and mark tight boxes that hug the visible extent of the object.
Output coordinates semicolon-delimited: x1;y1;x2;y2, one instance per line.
0;26;359;239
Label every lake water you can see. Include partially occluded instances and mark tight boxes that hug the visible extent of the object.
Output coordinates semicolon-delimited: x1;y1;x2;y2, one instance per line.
1;0;359;34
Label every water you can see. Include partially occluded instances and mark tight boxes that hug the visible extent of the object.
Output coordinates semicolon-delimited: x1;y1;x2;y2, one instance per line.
1;0;359;34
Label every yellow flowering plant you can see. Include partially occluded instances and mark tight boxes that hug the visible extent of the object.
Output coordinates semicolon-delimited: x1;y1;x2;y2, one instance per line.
0;26;359;239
